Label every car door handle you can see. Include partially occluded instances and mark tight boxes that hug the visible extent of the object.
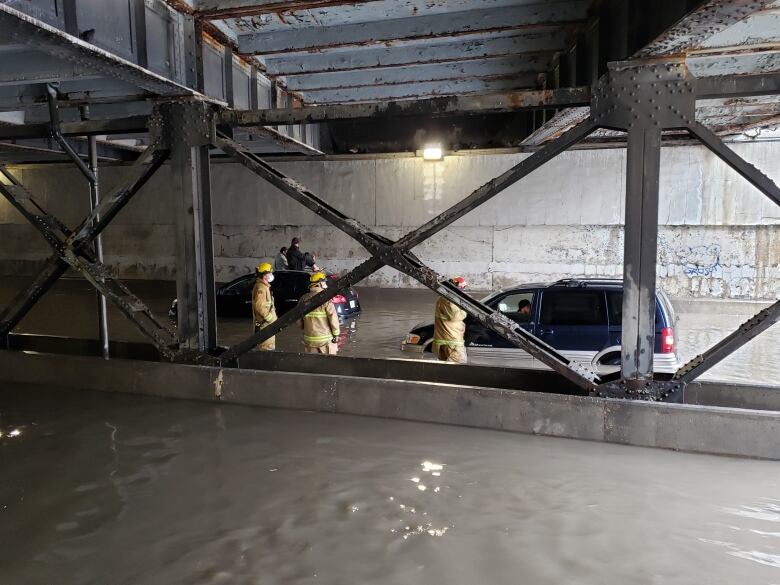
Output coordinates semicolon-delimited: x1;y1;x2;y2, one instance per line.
538;328;554;335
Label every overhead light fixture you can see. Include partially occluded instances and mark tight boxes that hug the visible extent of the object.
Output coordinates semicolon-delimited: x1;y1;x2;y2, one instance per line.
421;144;444;161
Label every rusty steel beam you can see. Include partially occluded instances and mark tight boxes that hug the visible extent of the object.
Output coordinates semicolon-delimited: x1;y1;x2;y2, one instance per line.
0;257;68;343
0;115;149;141
237;2;589;55
66;147;169;250
221;87;591;127
0;150;178;357
214;132;380;254
211;130;598;391
634;0;778;58
687;120;780;207
696;72;780;100
196;0;381;20
46;85;96;183
675;299;780;383
0;4;217;102
668;119;780;383
216;257;385;365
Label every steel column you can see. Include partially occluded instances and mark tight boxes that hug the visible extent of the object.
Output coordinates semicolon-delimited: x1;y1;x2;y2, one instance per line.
156;103;218;352
621;126;662;385
88;135;110;359
172;141;217;352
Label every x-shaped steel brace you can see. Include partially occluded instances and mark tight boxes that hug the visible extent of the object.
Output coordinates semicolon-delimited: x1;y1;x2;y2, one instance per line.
0;144;177;358
212;125;600;392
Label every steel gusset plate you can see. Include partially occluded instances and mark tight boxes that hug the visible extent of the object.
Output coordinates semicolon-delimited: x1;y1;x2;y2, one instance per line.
0;147;178;358
212;124;599;392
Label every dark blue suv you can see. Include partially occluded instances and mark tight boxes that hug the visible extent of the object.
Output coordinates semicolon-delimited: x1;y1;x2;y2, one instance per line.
401;279;681;374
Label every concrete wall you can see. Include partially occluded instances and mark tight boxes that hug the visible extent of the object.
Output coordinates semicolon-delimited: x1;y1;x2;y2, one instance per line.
2;141;780;299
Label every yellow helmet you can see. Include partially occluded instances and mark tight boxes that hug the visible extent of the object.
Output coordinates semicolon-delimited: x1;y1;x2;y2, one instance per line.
256;262;272;274
310;271;327;284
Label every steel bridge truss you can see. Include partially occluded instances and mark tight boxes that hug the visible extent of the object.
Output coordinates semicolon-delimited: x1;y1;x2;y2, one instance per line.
1;60;779;401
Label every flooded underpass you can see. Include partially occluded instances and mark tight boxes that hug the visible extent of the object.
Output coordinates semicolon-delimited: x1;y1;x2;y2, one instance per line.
1;384;779;585
1;278;779;386
2;279;780;583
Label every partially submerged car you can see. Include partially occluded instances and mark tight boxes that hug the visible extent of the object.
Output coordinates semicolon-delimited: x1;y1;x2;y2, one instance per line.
401;279;681;374
169;270;361;320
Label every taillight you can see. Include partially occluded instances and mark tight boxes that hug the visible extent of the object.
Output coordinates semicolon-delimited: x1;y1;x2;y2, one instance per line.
332;294;346;303
661;327;675;354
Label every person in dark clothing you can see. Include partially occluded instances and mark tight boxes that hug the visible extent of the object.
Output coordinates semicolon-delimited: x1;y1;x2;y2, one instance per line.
286;237;306;271
303;252;321;272
516;299;532;322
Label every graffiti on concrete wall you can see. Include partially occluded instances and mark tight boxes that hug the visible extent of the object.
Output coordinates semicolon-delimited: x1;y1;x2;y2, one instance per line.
676;244;722;277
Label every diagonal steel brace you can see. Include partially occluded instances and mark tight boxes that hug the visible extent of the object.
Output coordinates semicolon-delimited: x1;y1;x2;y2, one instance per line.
213;123;599;390
675;298;780;383
687;121;780;207
0;147;177;357
46;85;95;184
216;257;384;365
672;121;780;382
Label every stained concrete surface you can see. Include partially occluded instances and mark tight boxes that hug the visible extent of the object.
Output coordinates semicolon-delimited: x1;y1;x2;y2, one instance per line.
0;384;779;585
0;278;778;386
3;141;780;298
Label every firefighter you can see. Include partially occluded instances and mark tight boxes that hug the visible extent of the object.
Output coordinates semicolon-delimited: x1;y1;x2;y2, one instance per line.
433;276;468;364
299;271;340;355
252;262;277;350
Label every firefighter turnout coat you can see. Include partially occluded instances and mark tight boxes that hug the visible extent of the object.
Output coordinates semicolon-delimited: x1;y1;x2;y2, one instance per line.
252;279;277;350
433;296;467;362
299;287;340;349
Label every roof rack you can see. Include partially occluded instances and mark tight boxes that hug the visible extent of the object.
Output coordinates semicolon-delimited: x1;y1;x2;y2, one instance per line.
550;278;623;288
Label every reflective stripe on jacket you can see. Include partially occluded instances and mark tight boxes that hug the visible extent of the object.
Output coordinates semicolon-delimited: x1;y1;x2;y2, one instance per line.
298;288;340;347
252;280;277;326
433;296;466;350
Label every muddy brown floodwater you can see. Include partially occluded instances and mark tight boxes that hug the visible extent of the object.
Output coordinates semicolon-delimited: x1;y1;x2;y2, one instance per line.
1;279;778;386
0;385;778;585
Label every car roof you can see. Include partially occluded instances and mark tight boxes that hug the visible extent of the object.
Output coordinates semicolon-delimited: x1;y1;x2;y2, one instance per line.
492;278;623;296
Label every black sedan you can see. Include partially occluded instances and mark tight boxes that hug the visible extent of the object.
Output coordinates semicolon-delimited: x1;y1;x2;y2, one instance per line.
169;270;361;320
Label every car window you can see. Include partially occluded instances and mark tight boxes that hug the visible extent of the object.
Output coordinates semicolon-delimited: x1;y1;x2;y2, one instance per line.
606;290;664;328
271;273;299;297
540;290;607;326
495;292;534;323
224;275;254;295
606;291;622;325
